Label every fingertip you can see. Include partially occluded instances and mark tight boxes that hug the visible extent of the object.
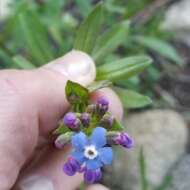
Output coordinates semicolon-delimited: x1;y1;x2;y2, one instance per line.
44;50;96;86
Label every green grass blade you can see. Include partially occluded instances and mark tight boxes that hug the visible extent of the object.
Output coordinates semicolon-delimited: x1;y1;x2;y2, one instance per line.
154;175;172;190
139;148;149;190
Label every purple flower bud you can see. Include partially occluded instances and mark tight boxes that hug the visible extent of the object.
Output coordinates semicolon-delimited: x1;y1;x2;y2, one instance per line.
81;113;90;127
84;170;95;184
115;132;134;149
84;169;102;184
63;112;76;125
63;157;81;176
101;114;114;128
97;97;109;106
97;97;109;115
68;157;81;171
63;162;76;176
63;112;80;130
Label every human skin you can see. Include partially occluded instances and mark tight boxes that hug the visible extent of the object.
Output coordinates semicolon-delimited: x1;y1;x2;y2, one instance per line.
0;50;123;190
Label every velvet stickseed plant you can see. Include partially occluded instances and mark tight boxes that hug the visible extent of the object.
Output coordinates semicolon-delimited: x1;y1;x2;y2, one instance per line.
54;80;134;184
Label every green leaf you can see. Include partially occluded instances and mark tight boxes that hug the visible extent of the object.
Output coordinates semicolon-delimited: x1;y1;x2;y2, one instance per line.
87;80;112;93
73;3;103;54
139;148;149;190
65;80;89;112
96;56;152;81
13;55;36;69
0;49;14;68
92;20;130;62
111;119;124;131
74;0;92;17
117;88;152;109
134;36;183;65
18;10;54;64
154;175;172;190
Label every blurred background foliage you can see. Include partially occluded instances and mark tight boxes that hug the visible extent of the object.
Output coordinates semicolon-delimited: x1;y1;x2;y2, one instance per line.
0;0;182;108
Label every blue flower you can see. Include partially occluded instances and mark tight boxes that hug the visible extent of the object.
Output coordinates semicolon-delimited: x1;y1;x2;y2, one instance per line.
71;127;113;170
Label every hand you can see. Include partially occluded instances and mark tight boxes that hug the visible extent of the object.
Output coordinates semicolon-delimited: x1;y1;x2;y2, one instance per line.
0;50;123;190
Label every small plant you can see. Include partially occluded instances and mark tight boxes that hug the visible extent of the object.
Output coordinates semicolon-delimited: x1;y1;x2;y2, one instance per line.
54;80;134;184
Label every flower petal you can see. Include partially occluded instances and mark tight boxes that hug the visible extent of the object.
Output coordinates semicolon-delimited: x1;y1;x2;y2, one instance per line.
71;132;87;151
86;159;102;170
71;151;85;164
90;127;106;148
99;147;113;165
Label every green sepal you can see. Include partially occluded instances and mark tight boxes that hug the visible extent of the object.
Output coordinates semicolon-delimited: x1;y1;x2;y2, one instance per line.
65;80;89;112
111;119;124;131
53;123;70;135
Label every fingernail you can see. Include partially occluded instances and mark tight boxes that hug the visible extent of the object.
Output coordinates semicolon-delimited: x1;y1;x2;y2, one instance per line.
18;175;54;190
44;50;96;86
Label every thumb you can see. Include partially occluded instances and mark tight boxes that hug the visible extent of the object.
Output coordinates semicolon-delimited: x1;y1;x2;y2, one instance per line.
0;50;96;190
44;50;96;86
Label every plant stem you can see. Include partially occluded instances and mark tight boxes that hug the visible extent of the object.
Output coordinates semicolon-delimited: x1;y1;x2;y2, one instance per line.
80;182;85;190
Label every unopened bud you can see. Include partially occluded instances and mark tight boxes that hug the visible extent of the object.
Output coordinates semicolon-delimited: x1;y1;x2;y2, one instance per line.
97;97;109;115
101;113;114;128
114;132;134;149
55;132;73;149
81;112;90;127
63;112;80;131
86;104;96;114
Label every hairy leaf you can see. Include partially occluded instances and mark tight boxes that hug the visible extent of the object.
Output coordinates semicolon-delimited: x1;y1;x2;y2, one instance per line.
117;88;152;109
65;80;89;112
134;36;182;65
74;0;92;17
73;3;103;54
92;20;130;62
96;56;152;81
18;10;54;64
13;55;36;69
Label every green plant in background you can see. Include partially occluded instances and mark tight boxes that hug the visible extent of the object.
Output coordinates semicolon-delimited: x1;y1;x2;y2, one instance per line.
0;0;155;110
0;0;182;106
139;148;172;190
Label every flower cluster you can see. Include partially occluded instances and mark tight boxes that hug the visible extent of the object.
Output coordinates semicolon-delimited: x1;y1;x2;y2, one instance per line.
55;96;134;184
